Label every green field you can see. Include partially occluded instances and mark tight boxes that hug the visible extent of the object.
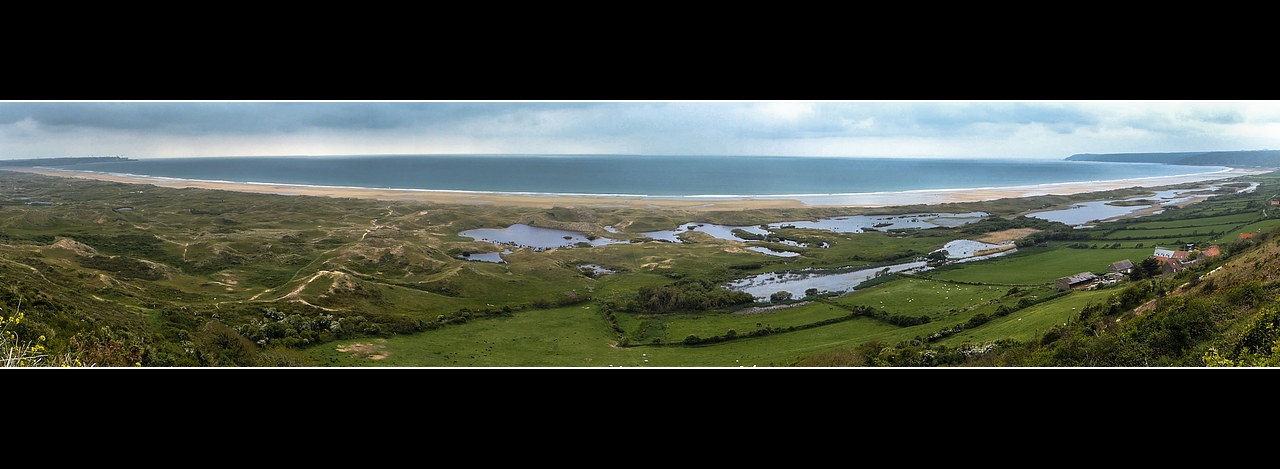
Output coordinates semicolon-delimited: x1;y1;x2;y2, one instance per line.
935;288;1114;345
1226;218;1280;240
1117;212;1257;229
1101;223;1246;240
922;245;1153;285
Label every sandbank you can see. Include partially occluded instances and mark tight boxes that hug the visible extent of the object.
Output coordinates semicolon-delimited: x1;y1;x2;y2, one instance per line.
5;166;1266;211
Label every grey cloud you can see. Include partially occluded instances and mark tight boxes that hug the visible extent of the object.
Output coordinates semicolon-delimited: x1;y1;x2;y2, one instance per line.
0;102;606;135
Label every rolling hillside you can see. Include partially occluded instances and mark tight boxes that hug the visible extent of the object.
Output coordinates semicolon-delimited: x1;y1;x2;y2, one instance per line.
1066;150;1280;168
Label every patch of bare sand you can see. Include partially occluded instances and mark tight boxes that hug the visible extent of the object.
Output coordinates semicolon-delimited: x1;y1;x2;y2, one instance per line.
977;228;1042;244
336;341;390;360
50;237;99;256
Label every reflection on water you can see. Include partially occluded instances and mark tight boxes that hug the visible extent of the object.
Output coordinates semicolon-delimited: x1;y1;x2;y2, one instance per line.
939;239;1006;258
578;264;617;275
767;212;988;233
642;212;988;245
727;238;1018;300
727;262;928;300
459;250;511;263
746;246;800;257
460;224;629;249
641;223;767;243
1027;183;1254;226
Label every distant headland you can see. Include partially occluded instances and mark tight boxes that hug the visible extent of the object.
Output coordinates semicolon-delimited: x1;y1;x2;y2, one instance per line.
0;156;133;167
1065;150;1280;168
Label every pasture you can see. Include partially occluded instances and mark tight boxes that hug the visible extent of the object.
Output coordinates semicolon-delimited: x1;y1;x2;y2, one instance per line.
922;245;1152;285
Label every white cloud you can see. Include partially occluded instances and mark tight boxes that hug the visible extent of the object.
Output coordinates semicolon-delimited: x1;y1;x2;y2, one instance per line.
1;101;1276;159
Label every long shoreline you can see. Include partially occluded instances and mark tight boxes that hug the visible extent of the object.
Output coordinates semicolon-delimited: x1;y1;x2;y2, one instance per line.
4;166;1266;211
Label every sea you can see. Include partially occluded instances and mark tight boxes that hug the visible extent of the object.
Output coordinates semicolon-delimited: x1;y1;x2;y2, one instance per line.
53;155;1231;202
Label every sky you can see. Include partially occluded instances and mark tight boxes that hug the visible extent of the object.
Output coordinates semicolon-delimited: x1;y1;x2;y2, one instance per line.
2;101;1279;160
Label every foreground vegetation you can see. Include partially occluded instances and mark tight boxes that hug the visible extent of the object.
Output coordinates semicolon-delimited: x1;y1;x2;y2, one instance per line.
3;168;1280;367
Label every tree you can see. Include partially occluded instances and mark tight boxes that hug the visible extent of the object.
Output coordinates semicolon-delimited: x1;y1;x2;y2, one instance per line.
805;288;819;297
193;321;258;367
770;291;793;303
1132;257;1161;280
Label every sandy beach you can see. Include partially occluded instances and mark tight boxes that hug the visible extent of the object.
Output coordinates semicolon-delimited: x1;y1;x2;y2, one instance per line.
5;166;1266;211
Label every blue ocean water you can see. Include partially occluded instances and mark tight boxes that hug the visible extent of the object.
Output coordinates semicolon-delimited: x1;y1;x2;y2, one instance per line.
59;155;1228;198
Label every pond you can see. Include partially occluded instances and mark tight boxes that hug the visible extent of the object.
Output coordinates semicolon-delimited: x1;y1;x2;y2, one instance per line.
459;224;629;250
939;239;1007;258
578;264;617;275
641;223;769;243
459;250;512;263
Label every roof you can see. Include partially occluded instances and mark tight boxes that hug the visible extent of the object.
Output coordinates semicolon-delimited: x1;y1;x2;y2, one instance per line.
1203;246;1221;257
1109;259;1134;271
1159;258;1185;274
1060;272;1099;284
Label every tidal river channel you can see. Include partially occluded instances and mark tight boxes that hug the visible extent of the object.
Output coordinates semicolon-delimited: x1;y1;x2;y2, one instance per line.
1026;183;1258;227
725;238;1014;300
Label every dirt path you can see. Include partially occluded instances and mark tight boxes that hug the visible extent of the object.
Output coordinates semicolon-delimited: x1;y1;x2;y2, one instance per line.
977;228;1041;244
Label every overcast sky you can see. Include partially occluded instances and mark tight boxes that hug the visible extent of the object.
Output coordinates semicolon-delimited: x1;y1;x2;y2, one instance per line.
3;101;1278;160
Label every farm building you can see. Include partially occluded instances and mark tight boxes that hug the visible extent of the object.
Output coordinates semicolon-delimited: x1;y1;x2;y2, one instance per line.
1153;248;1189;260
1108;259;1134;274
1157;257;1185;275
1055;272;1100;290
1202;245;1221;257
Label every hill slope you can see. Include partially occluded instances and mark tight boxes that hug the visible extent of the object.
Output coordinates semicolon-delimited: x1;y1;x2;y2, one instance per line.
1066;150;1280;168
